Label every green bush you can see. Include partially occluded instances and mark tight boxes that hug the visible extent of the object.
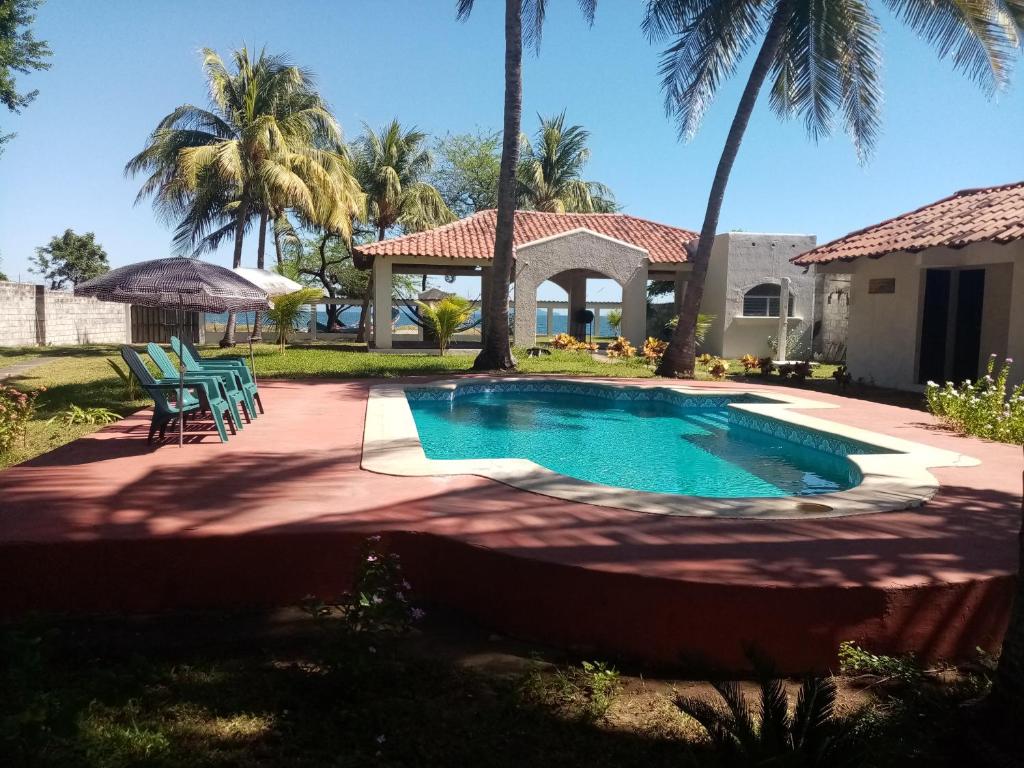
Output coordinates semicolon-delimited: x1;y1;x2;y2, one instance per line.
925;355;1023;444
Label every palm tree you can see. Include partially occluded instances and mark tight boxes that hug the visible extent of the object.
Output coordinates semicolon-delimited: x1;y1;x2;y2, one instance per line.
126;46;357;345
457;0;598;372
645;0;1023;378
518;111;616;212
351;120;454;341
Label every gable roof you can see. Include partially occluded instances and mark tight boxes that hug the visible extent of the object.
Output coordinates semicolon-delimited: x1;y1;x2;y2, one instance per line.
793;181;1024;265
353;209;697;265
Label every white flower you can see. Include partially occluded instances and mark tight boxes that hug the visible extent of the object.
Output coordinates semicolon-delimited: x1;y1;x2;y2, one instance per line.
376;734;386;744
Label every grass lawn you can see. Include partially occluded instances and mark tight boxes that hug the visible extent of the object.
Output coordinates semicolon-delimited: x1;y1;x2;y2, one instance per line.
1;608;992;768
0;342;858;470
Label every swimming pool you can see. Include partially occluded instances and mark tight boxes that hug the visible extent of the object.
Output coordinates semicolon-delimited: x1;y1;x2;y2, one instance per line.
406;383;888;499
362;378;960;518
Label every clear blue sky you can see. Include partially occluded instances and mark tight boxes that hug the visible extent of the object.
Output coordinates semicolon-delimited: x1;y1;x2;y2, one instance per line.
1;0;1022;300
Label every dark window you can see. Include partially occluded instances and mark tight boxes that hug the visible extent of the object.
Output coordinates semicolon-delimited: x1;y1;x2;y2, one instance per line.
742;283;794;317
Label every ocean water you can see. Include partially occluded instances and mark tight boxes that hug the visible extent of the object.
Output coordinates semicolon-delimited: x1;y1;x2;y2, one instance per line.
407;389;863;498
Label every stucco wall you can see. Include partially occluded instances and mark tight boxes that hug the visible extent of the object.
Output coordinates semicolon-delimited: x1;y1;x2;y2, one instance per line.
700;232;818;358
512;229;649;348
0;281;131;347
822;240;1023;390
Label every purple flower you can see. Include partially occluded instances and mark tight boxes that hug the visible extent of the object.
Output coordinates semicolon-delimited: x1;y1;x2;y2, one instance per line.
411;607;426;620
366;554;377;563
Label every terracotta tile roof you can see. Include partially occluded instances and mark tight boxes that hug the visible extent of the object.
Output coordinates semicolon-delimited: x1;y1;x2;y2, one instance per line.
353;209;697;265
794;181;1024;265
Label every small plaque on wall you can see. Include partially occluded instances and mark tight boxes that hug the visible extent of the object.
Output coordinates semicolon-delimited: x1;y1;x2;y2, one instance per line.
868;278;896;294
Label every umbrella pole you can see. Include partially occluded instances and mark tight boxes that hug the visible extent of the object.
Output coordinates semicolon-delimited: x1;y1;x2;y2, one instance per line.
178;297;185;448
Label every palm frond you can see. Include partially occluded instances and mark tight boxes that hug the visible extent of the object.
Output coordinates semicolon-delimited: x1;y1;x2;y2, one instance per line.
884;0;1022;92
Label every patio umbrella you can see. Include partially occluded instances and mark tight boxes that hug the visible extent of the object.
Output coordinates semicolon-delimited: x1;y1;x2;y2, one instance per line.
75;257;271;447
231;267;310;381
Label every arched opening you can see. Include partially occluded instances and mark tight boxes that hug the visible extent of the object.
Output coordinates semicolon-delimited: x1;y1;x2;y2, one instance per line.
537;268;624;342
742;282;794;318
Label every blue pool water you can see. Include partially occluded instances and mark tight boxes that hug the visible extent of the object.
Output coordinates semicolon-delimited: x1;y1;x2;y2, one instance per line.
407;386;886;498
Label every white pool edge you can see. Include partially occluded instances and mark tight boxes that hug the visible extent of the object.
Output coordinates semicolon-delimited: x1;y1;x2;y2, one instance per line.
361;377;979;519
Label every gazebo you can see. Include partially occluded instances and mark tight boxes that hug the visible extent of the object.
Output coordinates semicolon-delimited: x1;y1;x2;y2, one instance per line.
353;209;697;349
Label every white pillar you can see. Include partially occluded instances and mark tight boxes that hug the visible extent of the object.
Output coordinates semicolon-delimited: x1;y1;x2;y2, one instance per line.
777;277;791;362
546;306;554;336
621;268;648;349
373;257;393;349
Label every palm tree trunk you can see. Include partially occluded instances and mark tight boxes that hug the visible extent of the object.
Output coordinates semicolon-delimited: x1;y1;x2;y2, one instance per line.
656;1;793;377
472;0;521;372
985;444;1024;731
220;200;249;347
251;209;269;342
357;224;388;344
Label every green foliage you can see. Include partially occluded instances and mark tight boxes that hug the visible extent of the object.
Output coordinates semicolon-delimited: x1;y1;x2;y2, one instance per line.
266;288;323;350
46;404;121;427
126;46;360;257
517;111;616;213
0;383;40;455
522;660;621;722
838;641;923;684
675;664;865;767
353;120;455;237
925;355;1023;444
418;295;474;355
432;129;502;216
106;359;141;400
666;312;713;345
607;308;622;333
0;0;51;153
30;229;109;289
303;536;423;635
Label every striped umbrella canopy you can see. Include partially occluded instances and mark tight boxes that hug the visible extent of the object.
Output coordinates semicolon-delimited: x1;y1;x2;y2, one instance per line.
75;256;270;313
75;257;270;447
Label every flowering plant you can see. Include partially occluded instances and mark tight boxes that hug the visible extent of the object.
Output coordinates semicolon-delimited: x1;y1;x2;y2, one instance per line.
337;536;423;634
606;337;636;358
925;355;1023;444
642;337;667;363
0;385;41;456
549;333;597;352
739;354;759;373
707;357;729;380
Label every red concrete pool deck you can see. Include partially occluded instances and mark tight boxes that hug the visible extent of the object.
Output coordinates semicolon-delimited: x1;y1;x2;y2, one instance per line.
1;377;1019;670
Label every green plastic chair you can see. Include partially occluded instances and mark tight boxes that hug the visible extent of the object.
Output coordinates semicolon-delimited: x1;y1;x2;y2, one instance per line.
171;336;263;416
146;343;249;430
120;347;234;443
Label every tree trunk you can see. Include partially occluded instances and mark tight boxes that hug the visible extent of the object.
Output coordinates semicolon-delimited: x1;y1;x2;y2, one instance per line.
985;444;1024;739
357;225;388;344
656;2;792;377
251;209;269;342
472;0;521;372
273;212;285;267
220;200;249;347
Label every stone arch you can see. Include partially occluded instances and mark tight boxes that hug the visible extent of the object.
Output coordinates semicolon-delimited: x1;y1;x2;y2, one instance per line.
512;229;649;348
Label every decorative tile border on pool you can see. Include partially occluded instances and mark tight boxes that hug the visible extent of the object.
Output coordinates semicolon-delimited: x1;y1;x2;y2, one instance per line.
363;377;981;520
727;409;895;458
406;380;763;411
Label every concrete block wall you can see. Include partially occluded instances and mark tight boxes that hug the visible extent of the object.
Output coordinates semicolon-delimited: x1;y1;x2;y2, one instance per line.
0;283;41;346
0;281;131;347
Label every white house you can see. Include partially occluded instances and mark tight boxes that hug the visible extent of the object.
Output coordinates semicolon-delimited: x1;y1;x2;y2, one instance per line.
354;209;820;354
794;181;1024;390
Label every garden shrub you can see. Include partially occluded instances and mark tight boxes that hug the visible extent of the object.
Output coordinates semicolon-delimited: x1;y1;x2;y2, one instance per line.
0;385;41;456
925;355;1023;444
740;353;759;373
549;333;597;352
605;337;636;358
641;336;667;363
696;354;728;379
303;536;423;635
